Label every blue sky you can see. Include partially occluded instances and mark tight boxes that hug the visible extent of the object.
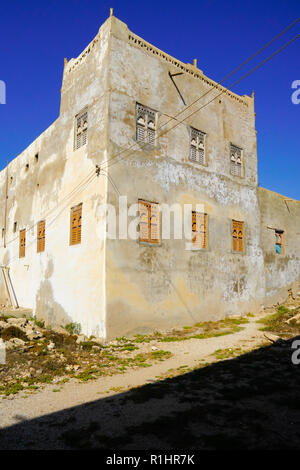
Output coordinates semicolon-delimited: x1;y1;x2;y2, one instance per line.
0;0;299;198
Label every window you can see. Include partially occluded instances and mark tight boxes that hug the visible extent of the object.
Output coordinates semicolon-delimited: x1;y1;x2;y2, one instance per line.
19;229;26;258
232;220;244;253
230;144;243;177
75;108;88;150
70;203;82;245
2;228;4;239
136;103;157;145
192;212;208;249
139;200;160;244
275;230;284;255
37;220;45;253
190;128;206;165
35;153;39;163
13;222;17;233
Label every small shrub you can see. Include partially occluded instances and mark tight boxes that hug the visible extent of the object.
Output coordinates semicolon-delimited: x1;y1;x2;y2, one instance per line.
64;322;81;335
1;326;28;342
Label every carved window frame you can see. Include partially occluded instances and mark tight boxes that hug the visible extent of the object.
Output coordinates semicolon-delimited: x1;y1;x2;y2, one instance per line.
189;127;206;165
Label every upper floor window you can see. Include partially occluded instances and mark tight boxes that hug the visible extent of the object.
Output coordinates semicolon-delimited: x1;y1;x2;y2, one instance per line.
232;220;244;253
230;144;243;177
190;127;206;165
275;230;284;255
136;103;157;145
139;199;160;244
75;108;88;150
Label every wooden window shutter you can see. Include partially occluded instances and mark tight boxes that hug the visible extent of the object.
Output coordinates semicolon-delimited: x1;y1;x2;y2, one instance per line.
190;128;205;165
150;202;160;244
37;220;45;253
192;212;207;249
70;204;82;245
19;229;26;258
136;104;157;145
232;220;244;252
230;144;242;177
75;109;88;150
139;200;160;244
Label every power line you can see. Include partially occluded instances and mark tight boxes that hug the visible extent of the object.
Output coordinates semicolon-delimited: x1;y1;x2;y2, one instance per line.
99;17;300;171
7;173;97;265
159;16;300;128
3;169;96;248
101;33;300;173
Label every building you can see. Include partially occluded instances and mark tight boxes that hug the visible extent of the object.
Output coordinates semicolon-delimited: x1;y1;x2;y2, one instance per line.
1;12;300;341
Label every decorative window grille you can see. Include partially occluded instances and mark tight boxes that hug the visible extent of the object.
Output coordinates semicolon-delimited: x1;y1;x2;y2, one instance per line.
275;230;284;255
75;108;88;150
70;203;82;245
232;220;244;253
19;229;26;258
139;200;160;244
192;212;208;249
190;128;205;164
230;144;242;177
136;104;157;145
37;220;45;253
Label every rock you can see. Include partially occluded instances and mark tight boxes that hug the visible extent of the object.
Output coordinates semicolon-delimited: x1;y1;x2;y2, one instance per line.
52;326;70;336
93;338;103;345
25;326;43;340
10;338;26;348
7;317;27;328
151;346;158;351
73;365;80;371
47;342;55;351
285;313;300;324
263;332;281;343
76;335;88;344
0;320;7;331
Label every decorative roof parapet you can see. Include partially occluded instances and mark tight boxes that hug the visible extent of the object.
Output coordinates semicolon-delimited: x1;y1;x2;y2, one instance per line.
128;31;250;107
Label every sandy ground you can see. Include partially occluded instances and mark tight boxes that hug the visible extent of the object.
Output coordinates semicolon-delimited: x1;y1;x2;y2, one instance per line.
0;313;270;445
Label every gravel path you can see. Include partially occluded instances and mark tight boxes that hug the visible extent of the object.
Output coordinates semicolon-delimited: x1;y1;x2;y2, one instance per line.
0;314;266;432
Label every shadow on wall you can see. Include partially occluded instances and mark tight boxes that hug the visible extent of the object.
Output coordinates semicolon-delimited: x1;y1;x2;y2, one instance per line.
35;259;73;327
1;337;300;449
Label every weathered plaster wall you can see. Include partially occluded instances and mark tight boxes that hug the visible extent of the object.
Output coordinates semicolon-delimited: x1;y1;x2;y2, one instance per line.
1;15;299;341
0;18;112;338
105;18;265;339
258;187;300;305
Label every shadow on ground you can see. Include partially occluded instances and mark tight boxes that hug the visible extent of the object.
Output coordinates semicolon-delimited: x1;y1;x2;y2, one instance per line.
1;336;300;450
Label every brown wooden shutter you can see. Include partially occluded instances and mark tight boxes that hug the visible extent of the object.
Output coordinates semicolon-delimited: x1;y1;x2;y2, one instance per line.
70;204;82;245
139;200;160;244
192;212;207;249
19;229;26;258
232;220;244;252
37;220;45;253
150;202;160;243
139;200;151;243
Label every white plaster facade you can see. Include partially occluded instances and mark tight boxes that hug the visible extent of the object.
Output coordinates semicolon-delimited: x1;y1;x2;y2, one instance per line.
0;14;300;340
